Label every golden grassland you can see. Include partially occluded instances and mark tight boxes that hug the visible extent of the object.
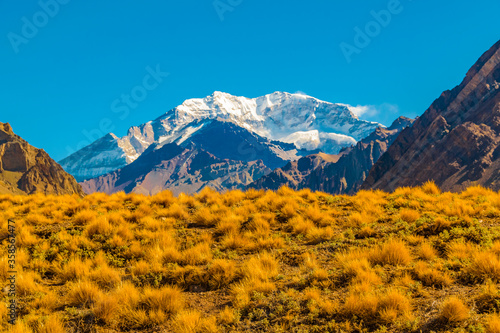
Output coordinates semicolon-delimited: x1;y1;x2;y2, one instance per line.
2;183;500;332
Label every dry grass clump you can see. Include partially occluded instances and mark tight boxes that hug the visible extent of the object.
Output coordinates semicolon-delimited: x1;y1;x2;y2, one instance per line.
399;209;421;223
89;264;121;290
216;214;242;235
418;242;438;260
413;261;453;287
485;314;500;333
172;310;218;333
65;280;103;308
369;239;412;266
348;211;375;227
16;271;44;296
37;315;66;333
230;252;279;308
140;285;184;315
447;241;477;262
92;293;119;324
468;251;500;282
421;181;442;195
56;257;90;282
439;297;470;323
218;306;239;325
73;209;99;225
342;289;411;324
475;280;500;314
207;259;238;289
181;242;212;266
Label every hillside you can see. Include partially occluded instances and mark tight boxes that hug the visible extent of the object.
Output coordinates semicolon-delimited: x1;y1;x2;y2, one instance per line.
363;40;500;192
3;185;500;332
0;122;84;196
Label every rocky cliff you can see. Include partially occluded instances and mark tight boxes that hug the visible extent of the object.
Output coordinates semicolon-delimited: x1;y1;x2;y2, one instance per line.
0;122;84;195
362;40;500;192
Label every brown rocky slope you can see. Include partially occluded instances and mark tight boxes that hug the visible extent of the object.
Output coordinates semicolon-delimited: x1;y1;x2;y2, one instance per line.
0;122;84;195
362;40;500;192
81;142;271;196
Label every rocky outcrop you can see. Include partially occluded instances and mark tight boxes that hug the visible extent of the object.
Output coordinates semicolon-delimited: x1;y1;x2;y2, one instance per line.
81;142;271;196
248;117;414;194
246;153;339;192
0;122;84;195
362;40;500;192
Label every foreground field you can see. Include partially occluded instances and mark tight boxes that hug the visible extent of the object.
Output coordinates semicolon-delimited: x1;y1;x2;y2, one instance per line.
2;184;500;332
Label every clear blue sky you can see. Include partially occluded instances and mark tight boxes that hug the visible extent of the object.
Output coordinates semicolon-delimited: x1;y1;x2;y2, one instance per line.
0;0;499;161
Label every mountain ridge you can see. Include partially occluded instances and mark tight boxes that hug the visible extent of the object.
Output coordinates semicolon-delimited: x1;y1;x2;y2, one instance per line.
362;40;500;192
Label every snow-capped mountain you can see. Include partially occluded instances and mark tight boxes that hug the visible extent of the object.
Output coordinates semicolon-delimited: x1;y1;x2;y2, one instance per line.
60;91;382;182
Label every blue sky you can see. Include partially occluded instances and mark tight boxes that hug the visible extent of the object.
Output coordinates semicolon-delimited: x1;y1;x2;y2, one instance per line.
0;0;499;161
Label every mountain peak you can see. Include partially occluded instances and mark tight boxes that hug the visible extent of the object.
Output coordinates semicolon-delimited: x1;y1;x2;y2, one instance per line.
0;122;13;135
61;91;383;182
388;116;415;131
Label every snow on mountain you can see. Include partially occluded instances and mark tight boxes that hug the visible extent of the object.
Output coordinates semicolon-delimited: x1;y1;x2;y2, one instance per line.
60;91;383;181
160;91;381;145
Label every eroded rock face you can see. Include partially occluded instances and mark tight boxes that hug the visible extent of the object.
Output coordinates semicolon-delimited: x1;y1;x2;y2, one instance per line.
0;122;84;195
362;40;500;192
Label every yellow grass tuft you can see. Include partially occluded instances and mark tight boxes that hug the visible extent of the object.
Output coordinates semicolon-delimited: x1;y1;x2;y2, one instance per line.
421;181;441;195
65;280;102;308
38;315;65;333
140;285;184;315
439;297;469;323
413;261;453;287
486;314;500;333
73;209;98;225
92;293;119;324
9;320;33;333
16;271;43;296
181;242;212;266
56;257;90;282
399;209;421;223
469;251;500;282
418;242;437;261
218;306;239;325
89;264;121;290
207;259;238;289
172;310;219;333
369;239;412;266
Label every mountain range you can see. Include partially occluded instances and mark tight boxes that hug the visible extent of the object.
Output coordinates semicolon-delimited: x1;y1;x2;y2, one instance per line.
60;92;382;183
